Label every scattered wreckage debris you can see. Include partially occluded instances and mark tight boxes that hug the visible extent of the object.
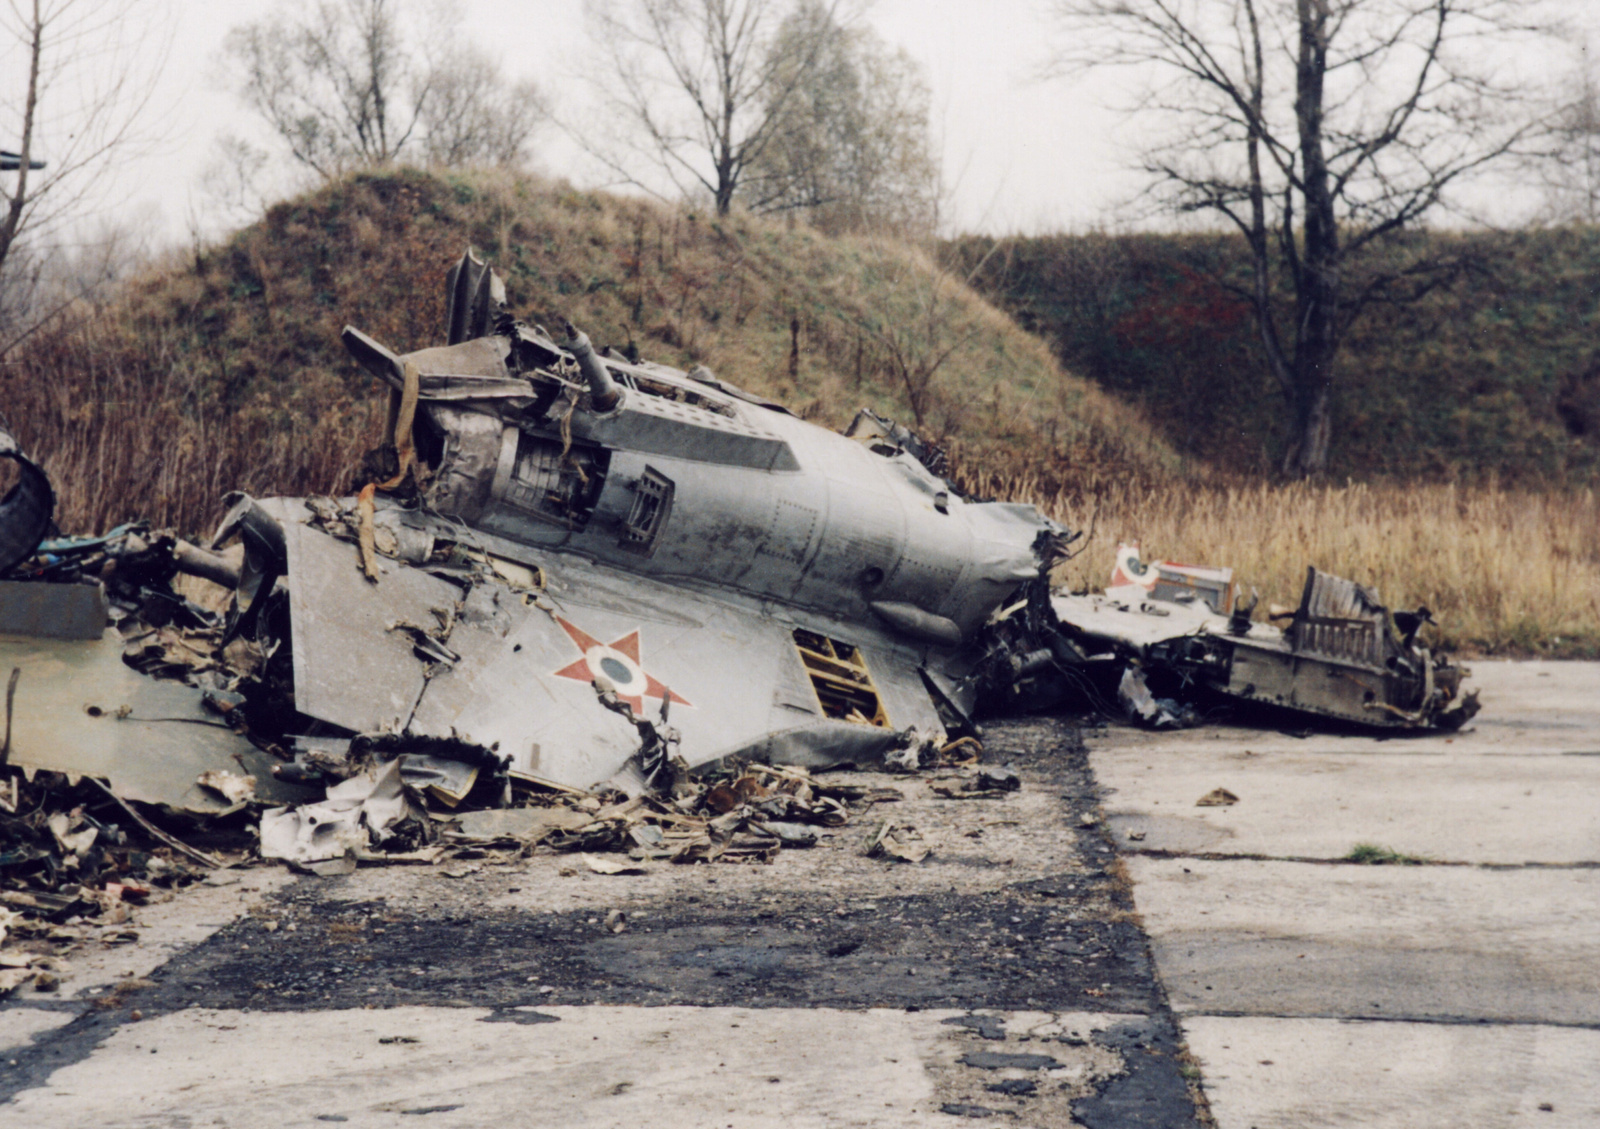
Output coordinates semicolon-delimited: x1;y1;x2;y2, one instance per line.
0;767;223;994
0;426;54;579
983;543;1479;732
0;251;1480;939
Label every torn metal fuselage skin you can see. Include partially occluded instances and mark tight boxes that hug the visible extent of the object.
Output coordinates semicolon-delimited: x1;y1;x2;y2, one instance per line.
1048;566;1479;731
250;250;1060;795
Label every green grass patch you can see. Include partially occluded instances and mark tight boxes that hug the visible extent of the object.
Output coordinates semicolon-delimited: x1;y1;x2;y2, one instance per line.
1344;844;1429;866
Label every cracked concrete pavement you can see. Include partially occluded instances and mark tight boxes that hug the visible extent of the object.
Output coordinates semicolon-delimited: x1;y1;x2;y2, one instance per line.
0;720;1202;1128
0;660;1592;1127
1090;659;1600;1128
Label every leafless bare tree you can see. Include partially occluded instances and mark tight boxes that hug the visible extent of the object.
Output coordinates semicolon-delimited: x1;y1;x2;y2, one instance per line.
0;0;168;355
745;0;939;236
1538;44;1600;224
583;0;851;216
192;133;274;238
1052;0;1553;476
223;0;546;178
844;243;993;431
224;0;423;177
418;42;549;168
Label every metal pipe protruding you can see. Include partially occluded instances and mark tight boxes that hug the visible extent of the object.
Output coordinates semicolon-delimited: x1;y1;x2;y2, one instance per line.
172;540;244;589
561;320;622;413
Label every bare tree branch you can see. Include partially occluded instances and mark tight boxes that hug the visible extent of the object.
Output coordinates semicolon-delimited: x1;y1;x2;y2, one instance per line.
582;0;865;216
0;0;170;354
1050;0;1555;474
222;0;547;179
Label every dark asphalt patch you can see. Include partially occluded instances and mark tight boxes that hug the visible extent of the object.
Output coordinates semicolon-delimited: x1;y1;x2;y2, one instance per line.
121;887;1159;1014
942;1013;1007;1039
959;1050;1064;1070
940;1103;999;1118
0;717;1204;1127
1073;1016;1201;1129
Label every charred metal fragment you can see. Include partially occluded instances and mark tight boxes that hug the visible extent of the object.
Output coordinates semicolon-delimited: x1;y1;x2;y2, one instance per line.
212;494;287;646
0;428;54;576
445;247;506;345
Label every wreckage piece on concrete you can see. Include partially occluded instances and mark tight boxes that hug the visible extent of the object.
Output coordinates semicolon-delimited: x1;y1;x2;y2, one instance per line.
260;759;421;865
1227;567;1477;728
231;249;1063;795
1052;565;1477;731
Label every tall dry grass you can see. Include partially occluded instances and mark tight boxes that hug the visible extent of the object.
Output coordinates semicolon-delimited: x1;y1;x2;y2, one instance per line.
3;318;385;535
986;474;1600;657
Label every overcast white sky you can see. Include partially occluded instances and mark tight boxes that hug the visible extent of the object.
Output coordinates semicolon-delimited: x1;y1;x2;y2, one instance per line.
10;0;1600;247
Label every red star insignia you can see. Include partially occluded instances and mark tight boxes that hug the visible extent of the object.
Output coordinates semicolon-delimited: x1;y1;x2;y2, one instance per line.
552;617;692;715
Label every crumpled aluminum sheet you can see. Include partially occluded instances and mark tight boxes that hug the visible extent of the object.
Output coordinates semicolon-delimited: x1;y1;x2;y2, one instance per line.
259;760;413;864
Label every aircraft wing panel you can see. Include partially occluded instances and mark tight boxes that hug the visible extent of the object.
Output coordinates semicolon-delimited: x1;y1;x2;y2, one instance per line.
279;511;949;793
283;517;464;735
410;575;811;791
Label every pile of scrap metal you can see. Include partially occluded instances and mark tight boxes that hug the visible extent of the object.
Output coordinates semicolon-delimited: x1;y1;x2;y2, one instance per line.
0;430;256;988
0;401;995;891
0;508;975;917
970;543;1479;732
0;249;1477;902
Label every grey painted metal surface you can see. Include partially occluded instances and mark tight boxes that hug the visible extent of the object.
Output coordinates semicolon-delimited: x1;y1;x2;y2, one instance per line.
283;497;947;792
0;580;106;640
0;630;314;811
281;512;463;736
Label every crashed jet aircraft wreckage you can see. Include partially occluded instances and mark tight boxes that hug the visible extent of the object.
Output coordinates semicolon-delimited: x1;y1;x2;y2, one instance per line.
0;251;1477;871
1040;547;1479;731
233;249;1063;796
206;250;1474;795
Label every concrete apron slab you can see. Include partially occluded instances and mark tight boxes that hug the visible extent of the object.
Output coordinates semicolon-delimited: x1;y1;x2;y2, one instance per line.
0;868;292;1052
1088;664;1600;1125
1092;665;1600;867
4;1006;1137;1129
1183;1016;1600;1129
1096;746;1600;864
1127;857;1600;1025
1462;661;1600;749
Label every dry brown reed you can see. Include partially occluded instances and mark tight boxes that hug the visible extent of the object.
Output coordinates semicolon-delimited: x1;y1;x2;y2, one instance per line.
3;319;385;535
982;472;1600;657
